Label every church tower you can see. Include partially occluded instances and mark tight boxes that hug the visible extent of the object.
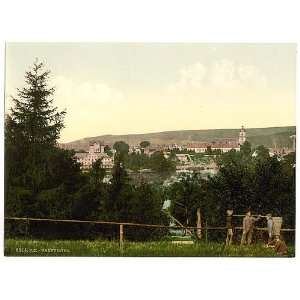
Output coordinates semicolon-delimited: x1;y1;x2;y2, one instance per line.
239;126;246;145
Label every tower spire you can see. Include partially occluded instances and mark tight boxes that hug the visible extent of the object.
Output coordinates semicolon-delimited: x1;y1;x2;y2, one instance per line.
239;125;246;145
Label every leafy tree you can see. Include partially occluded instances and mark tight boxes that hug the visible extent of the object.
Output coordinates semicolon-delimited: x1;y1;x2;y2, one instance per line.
253;145;270;161
103;156;169;240
104;145;113;157
126;182;168;241
113;141;129;159
89;159;106;187
124;152;149;171
104;145;111;152
72;159;107;221
206;146;212;155
140;141;150;148
240;140;252;156
149;151;176;174
169;150;177;161
106;156;133;222
169;174;204;226
209;146;295;230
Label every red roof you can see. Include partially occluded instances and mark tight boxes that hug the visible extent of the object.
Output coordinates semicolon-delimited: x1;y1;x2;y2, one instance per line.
187;143;211;148
187;139;239;149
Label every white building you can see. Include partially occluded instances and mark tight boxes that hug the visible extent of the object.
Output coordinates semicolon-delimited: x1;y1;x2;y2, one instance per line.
88;142;105;154
186;143;210;153
75;142;114;169
129;145;142;154
186;126;245;153
175;154;193;164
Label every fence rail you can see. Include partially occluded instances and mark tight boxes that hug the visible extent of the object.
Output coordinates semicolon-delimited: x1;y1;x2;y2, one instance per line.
5;216;295;251
4;216;295;232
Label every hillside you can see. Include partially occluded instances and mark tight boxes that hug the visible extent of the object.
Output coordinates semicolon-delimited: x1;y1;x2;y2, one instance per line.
61;126;296;151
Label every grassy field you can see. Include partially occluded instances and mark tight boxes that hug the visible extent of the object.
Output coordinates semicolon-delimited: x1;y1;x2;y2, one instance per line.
4;239;295;257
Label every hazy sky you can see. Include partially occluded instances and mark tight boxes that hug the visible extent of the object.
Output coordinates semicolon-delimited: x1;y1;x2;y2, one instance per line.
5;43;296;143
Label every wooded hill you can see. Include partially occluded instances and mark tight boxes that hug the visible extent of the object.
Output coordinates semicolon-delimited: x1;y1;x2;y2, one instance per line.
61;126;296;151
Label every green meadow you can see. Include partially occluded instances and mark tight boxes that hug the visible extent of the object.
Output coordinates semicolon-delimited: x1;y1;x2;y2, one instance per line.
4;239;295;257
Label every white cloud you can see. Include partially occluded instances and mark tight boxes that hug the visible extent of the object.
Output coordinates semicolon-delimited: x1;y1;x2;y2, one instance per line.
237;65;267;87
167;59;268;93
167;63;207;92
52;76;123;110
50;76;124;141
209;59;237;88
178;63;207;88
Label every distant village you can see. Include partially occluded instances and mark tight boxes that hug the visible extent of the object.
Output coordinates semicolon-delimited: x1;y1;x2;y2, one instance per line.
58;126;295;172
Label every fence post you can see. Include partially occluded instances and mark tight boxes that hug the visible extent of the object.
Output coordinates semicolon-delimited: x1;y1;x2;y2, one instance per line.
205;221;208;243
119;224;124;254
196;208;202;240
26;218;29;239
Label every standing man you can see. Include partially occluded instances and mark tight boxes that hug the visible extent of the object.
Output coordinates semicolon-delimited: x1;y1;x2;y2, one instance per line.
225;209;234;246
266;214;273;244
240;210;261;245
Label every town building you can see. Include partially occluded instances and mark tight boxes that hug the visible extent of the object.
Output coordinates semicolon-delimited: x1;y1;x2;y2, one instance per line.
129;145;142;154
186;142;211;153
268;147;292;157
75;141;114;169
186;126;246;153
175;154;193;164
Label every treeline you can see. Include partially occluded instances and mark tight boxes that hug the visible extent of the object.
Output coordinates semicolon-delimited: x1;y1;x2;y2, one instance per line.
5;61;296;242
109;140;176;173
125;151;175;173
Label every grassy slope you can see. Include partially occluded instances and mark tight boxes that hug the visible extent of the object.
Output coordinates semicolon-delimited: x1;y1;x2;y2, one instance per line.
63;126;296;150
248;130;296;148
4;239;295;257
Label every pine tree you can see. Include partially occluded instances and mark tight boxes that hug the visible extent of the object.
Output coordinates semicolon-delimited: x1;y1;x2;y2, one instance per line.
5;60;76;226
10;59;65;146
9;60;66;193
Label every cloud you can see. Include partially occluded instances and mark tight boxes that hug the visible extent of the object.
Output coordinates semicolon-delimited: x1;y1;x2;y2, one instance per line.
52;76;123;111
49;76;124;141
178;63;207;88
210;59;237;88
167;63;206;92
237;64;267;87
167;59;267;93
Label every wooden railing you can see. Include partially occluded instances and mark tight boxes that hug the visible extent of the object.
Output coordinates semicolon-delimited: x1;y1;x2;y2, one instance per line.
5;216;295;248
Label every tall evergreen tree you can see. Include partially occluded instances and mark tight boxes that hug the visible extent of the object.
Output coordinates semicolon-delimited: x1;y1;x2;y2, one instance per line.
9;60;66;194
10;60;65;145
5;60;82;224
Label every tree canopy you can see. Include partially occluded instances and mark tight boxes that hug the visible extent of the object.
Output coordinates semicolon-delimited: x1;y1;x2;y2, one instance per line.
113;141;129;156
140;141;150;148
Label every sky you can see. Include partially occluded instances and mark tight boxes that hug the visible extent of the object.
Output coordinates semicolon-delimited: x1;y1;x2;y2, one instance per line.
5;43;296;143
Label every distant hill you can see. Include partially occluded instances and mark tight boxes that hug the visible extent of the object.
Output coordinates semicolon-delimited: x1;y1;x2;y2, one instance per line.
61;126;296;151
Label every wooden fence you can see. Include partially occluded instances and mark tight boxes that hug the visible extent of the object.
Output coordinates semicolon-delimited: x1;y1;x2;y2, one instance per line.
4;216;295;248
